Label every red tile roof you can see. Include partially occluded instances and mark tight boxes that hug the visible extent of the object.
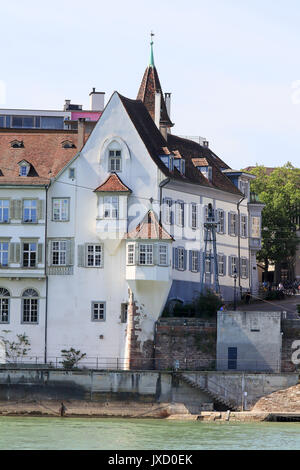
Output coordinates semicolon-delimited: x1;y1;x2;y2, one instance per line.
127;210;173;240
94;173;131;192
0;129;84;185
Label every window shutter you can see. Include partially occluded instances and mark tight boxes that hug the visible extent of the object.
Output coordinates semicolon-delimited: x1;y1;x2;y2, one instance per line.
38;244;43;264
170;202;173;225
153;244;158;265
235;215;239;236
66;239;74;266
37;200;44;220
175;248;179;270
223;255;227;276
197;251;201;272
47;240;52;266
246;259;249;278
236;257;239;275
223;211;226;233
172;247;175;268
9;200;14;219
77;244;85;267
135;243;139;264
189;250;192;271
15;243;21;264
229;256;232;276
9;243;15;264
13;200;22;220
228;213;232;235
183;249;187;271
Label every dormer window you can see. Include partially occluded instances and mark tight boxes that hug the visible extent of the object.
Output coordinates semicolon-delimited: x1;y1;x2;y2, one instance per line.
160;155;174;171
61;140;76;149
109;150;121;172
197;165;212;182
18;161;30;177
10;140;24;148
174;159;185;175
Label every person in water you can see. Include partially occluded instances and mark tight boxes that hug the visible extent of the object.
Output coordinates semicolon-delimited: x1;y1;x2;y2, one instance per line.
60;402;67;417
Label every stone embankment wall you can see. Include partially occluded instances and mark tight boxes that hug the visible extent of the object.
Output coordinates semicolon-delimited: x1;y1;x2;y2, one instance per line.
281;320;300;372
154;318;216;370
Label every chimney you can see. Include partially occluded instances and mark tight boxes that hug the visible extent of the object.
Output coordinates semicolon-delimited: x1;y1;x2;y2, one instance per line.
64;99;71;111
78;118;86;150
165;93;171;119
89;88;105;111
154;91;161;129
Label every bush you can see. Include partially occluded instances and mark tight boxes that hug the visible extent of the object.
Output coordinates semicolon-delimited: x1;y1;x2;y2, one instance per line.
193;289;223;319
265;290;285;301
61;348;86;369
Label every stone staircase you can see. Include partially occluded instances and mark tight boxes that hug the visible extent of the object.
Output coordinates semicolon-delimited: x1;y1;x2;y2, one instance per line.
175;373;238;411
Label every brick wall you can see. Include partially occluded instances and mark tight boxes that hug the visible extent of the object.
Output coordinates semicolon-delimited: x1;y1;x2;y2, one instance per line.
154;318;217;370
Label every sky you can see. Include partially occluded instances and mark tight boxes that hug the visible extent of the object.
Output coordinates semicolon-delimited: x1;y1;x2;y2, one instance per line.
1;0;300;169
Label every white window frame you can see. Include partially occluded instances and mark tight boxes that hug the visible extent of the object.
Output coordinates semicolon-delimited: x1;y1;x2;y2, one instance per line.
127;243;136;265
218;209;225;234
191;250;199;272
139;244;153;265
164;198;173;225
218;254;225;276
109;150;122;172
0;200;9;223
52;198;69;222
176;201;184;227
22;289;39;324
86;244;103;267
0;241;9;267
177;247;185;270
158;244;168;266
103;196;119;219
22;242;37;268
51;240;67;266
229;213;237;236
241;214;247;238
241;258;248;278
23;199;37;223
0;288;10;323
91;301;106;321
191;203;198;229
231;256;238;276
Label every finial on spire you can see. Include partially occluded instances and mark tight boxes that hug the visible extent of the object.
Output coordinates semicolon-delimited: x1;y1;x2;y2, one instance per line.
149;31;155;67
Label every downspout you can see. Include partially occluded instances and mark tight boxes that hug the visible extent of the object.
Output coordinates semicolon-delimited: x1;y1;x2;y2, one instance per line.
237;196;245;298
44;183;49;364
159;177;170;225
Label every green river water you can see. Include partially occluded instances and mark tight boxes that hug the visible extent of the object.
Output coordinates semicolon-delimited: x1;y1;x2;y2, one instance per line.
1;417;300;450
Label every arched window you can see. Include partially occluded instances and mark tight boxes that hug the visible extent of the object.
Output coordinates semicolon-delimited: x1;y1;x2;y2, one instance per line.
22;288;39;324
108;141;122;172
0;288;10;323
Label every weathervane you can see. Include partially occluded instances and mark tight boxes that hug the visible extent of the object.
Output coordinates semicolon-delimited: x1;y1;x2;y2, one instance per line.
149;31;155;67
150;31;155;44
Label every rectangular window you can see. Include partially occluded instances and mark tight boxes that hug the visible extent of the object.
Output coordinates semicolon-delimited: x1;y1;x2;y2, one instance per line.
104;196;118;219
0;242;9;267
191;250;199;272
23;242;37;267
229;213;237;236
92;302;106;321
0;297;9;323
218;210;225;233
164;199;173;225
177;247;185;270
231;256;238;276
158;245;168;266
176;201;184;227
191;204;197;229
241;258;248;278
52;198;69;221
109;150;121;171
23;199;37;223
0;200;9;223
127;243;135;265
139;244;153;265
52;241;67;265
86;244;102;267
241;215;247;237
23;299;38;323
69;168;75;179
251;216;260;238
121;303;128;323
218;255;225;276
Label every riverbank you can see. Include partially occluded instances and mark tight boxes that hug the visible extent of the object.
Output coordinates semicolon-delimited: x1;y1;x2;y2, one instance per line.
0;399;292;422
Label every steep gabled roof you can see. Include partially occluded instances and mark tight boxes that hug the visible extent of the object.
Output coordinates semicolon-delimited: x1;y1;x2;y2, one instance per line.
127;210;173;240
94;172;131;192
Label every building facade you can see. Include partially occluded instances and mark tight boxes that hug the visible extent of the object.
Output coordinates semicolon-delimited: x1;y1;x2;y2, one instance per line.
0;45;264;367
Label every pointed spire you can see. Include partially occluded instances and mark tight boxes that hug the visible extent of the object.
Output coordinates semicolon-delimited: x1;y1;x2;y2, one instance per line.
149;32;155;67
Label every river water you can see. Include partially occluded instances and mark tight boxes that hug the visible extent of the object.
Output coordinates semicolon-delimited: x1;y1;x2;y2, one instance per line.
1;417;300;450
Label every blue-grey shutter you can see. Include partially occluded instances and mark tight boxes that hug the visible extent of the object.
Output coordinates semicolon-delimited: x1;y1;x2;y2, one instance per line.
229;256;232;276
235;214;239;236
37;244;43;264
189;250;192;271
236;256;239;275
153;244;158;265
175;248;179;270
228;213;232;235
77;245;85;267
183;249;187;271
170;201;174;225
197;251;201;272
246;259;249;278
223;255;227;276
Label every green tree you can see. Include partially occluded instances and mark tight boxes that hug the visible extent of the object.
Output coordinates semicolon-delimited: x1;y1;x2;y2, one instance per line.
248;163;300;281
61;348;86;369
0;331;31;363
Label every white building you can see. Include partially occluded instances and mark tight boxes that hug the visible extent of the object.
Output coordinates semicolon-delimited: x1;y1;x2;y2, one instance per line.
0;44;263;368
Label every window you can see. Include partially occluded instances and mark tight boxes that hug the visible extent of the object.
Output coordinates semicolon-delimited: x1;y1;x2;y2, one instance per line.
127;243;135;265
52;198;69;221
0;200;9;223
86;244;102;267
229;213;237;236
121;303;128;323
23;242;37;268
217;210;225;234
240;180;248;197
241;258;248;278
218;255;225;276
51;241;67;265
0;242;9;267
205;258;211;275
20;165;28;176
176;201;184;227
69;168;75;179
158;245;168;266
241;215;247;238
139;244;153;265
109;150;121;171
164;199;173;225
251;216;260;238
22;288;38;324
230;256;238;276
92;302;106;321
104;196;118;219
178;247;185;270
191;250;199;272
23;199;37;223
191;204;198;229
0;288;10;323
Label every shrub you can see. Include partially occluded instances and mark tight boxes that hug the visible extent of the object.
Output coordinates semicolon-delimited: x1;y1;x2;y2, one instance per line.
61;348;86;369
193;289;223;319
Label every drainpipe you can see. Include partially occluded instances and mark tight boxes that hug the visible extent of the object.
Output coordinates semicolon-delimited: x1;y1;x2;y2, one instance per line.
44;184;49;364
159;177;170;225
237;196;245;298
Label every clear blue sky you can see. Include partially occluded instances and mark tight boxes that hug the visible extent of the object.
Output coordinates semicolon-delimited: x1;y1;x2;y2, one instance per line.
2;0;300;169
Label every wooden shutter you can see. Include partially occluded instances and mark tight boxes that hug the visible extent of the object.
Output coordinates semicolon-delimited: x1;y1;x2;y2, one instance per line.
13;200;22;220
9;200;14;220
228;213;232;235
37;244;43;264
189;250;192;271
229;256;232;276
66;239;74;266
9;243;15;264
197;251;201;272
37;200;44;220
223;255;227;276
77;245;85;267
183;249;187;271
174;248;179;270
15;243;21;264
153;244;158;265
